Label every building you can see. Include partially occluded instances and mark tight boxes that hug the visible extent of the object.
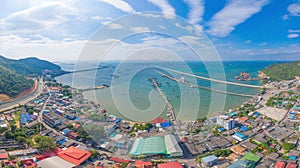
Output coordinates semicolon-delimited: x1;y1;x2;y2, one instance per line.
274;161;286;168
164;134;183;157
201;155;218;167
57;146;91;166
242;152;261;164
158;162;183;168
43;112;62;127
232;132;248;141
227;160;254;168
217;115;236;130
130;135;183;158
37;156;76;168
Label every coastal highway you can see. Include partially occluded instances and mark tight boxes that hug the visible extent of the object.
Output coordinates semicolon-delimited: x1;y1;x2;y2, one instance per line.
0;78;44;112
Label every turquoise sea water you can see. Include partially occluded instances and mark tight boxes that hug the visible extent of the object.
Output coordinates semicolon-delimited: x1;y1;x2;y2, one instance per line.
56;61;276;121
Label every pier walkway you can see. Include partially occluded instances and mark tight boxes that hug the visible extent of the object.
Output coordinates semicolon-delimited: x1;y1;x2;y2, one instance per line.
154;69;256;98
149;78;176;121
162;67;264;89
79;85;109;92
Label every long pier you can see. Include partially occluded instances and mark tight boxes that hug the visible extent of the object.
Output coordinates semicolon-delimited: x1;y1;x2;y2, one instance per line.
149;78;176;121
154;69;255;98
162;67;264;89
66;66;109;74
79;85;109;92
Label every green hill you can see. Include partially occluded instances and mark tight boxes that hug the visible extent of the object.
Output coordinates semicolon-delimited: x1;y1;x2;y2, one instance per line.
0;56;65;76
0;55;65;98
0;65;34;97
262;61;300;81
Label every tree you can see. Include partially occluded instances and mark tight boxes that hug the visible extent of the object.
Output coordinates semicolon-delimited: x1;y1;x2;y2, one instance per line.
8;155;16;161
35;136;57;152
89;150;99;159
282;142;294;151
5;131;14;139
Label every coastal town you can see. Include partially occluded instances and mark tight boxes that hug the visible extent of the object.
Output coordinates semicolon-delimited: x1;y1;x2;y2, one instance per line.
0;71;299;168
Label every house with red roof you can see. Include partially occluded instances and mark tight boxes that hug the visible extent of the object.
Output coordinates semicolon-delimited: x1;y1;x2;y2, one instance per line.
157;162;183;168
110;157;131;163
151;118;167;124
135;160;153;168
286;163;297;168
57;146;91;165
0;150;8;160
275;161;286;168
21;159;37;168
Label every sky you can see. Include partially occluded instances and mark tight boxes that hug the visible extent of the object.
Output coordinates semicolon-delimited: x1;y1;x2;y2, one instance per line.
0;0;300;61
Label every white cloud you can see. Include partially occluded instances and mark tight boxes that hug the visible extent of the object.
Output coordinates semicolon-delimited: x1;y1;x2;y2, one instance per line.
288;29;300;33
0;35;86;61
259;42;267;46
184;0;204;24
288;0;300;16
97;0;135;13
287;34;299;38
208;0;269;37
130;27;150;33
244;40;252;44
90;16;112;21
107;23;124;29
147;0;175;19
0;2;78;34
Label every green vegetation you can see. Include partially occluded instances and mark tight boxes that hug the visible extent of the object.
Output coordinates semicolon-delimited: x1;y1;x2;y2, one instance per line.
213;149;232;157
0;66;34;97
262;61;300;80
133;123;152;131
0;55;64;76
0;55;65;98
282;142;294;151
35;136;57;152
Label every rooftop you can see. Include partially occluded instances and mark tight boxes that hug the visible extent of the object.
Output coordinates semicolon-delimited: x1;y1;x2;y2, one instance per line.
242;152;261;163
157;162;183;168
37;156;76;168
57;146;91;165
201;155;218;163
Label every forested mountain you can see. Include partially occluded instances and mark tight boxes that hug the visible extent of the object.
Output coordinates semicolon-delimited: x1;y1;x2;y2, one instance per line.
0;56;64;76
0;55;64;98
0;65;34;97
262;61;300;81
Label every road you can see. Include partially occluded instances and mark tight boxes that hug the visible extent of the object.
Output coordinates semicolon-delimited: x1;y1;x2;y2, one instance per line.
0;78;44;112
38;86;112;157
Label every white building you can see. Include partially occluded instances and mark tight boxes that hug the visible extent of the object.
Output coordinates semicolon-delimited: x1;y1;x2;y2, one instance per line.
217;115;236;130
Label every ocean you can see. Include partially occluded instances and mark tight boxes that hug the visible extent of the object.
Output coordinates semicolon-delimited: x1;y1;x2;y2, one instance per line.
55;61;276;122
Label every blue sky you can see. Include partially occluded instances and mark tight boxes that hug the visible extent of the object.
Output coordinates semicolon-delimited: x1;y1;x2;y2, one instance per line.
0;0;299;61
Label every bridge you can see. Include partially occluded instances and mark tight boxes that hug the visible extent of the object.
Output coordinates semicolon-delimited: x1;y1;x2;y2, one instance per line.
161;67;264;89
154;69;256;98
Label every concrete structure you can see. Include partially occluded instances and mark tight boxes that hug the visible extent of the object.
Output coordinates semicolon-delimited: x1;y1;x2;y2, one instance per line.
201;155;218;167
227;160;253;168
130;134;183;158
233;132;248;141
42;112;61;127
217;115;236;130
37;156;76;168
165;134;183;157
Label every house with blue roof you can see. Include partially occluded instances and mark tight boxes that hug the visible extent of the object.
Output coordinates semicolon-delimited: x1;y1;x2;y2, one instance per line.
201;155;218;167
227;160;254;168
233;132;248;141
